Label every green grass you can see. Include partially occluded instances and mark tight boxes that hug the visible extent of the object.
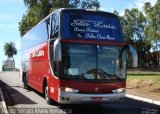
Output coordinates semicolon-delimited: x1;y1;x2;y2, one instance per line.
127;71;160;80
127;70;160;76
127;70;160;80
127;75;160;79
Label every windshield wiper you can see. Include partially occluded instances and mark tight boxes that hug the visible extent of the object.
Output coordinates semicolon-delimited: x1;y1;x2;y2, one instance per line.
67;75;87;80
98;69;122;80
114;75;122;80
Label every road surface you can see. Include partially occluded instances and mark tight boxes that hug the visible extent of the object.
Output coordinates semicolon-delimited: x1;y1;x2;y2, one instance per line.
0;72;159;114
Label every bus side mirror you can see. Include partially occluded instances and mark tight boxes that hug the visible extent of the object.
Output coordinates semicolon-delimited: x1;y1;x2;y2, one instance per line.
54;39;61;61
128;45;138;68
120;45;138;68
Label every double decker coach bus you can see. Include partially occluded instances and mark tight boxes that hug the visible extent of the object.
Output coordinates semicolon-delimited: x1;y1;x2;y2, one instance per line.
21;8;138;104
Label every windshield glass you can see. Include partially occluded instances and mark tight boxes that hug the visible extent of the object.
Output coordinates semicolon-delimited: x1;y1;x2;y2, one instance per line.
62;43;126;81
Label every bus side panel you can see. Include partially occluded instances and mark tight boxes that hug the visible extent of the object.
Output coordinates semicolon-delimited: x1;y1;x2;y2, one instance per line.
31;60;49;92
48;76;60;102
22;41;60;102
23;42;49;93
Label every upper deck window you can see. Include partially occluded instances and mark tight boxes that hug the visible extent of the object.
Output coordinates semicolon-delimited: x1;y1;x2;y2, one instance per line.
51;14;59;39
60;10;123;42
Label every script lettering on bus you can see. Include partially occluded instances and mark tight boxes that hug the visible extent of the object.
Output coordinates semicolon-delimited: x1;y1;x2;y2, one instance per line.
70;19;117;41
31;50;44;58
70;19;116;29
74;27;99;33
85;33;115;40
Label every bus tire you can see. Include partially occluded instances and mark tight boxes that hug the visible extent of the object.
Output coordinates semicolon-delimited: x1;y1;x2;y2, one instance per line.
23;74;30;90
45;84;52;105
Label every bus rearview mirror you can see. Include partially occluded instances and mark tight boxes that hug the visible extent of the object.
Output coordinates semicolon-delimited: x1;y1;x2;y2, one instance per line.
54;39;62;61
128;45;138;68
120;45;138;68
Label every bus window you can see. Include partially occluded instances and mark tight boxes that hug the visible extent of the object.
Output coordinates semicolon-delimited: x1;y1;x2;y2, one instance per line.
61;43;126;80
51;14;59;39
62;43;96;79
22;18;49;50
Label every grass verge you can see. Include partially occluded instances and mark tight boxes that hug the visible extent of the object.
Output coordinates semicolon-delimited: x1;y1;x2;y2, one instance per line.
126;70;160;100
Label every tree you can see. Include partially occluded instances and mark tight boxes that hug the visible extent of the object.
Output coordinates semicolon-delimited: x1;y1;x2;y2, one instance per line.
19;0;100;36
120;8;151;68
144;1;160;69
4;42;17;68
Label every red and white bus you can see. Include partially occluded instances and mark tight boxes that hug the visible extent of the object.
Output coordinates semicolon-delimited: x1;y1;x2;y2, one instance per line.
21;8;138;104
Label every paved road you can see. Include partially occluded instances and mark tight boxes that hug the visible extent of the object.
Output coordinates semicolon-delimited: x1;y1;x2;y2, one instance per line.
0;72;160;114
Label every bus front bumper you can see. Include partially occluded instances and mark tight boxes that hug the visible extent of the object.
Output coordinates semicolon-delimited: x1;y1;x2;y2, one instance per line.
58;90;125;104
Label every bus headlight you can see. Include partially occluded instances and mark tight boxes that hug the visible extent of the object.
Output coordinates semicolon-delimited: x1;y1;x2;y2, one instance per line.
112;88;125;94
61;87;79;93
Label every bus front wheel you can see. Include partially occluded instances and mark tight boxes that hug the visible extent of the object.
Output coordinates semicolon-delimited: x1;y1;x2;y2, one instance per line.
45;84;52;105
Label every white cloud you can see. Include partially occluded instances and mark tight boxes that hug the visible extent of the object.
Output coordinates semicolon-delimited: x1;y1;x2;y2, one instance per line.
119;11;125;16
128;0;157;11
99;7;113;13
119;0;157;16
100;7;107;11
0;23;18;29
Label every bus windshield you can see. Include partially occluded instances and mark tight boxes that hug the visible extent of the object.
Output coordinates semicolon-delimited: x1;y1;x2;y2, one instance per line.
62;43;126;81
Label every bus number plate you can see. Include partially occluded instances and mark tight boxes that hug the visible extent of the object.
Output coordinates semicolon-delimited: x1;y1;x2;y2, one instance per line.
91;97;102;103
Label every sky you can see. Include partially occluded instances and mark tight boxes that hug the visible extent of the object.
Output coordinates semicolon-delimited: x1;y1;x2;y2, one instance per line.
0;0;157;71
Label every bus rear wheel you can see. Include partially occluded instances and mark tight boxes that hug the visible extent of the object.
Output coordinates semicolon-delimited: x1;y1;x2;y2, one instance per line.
45;84;52;105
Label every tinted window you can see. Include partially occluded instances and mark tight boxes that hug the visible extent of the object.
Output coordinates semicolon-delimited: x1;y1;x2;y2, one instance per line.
51;14;59;38
36;20;49;44
22;17;50;50
62;43;126;80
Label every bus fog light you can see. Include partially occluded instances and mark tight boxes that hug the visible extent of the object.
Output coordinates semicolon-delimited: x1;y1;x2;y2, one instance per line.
61;87;79;93
60;97;65;100
120;97;125;100
112;88;125;94
66;98;70;101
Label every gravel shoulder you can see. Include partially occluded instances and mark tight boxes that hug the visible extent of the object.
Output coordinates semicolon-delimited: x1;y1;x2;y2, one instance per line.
126;70;160;101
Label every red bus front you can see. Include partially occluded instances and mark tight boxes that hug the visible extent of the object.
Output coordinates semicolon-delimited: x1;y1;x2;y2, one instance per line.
49;38;127;104
21;9;138;105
